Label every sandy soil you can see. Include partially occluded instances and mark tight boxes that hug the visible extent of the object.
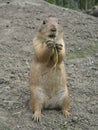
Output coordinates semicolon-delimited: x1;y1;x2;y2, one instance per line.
0;0;98;130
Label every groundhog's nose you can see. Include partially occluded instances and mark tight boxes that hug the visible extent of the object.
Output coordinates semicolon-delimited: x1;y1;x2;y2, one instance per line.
49;26;57;38
51;27;56;32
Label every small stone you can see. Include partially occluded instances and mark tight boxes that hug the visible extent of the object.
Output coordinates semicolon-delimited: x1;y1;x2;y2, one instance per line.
95;53;98;57
91;67;97;70
0;79;6;84
16;125;21;128
32;27;35;29
36;18;40;20
72;116;78;123
6;25;9;27
6;1;10;4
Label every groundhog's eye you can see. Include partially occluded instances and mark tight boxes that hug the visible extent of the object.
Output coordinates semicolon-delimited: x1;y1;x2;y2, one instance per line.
58;20;60;24
43;20;46;24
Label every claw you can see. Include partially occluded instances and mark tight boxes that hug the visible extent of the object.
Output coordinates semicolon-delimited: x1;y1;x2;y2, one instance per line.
32;111;41;122
62;110;71;118
55;44;63;52
55;43;63;47
46;41;54;48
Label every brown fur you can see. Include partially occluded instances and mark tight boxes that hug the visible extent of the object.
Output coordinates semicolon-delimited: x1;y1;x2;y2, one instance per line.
29;16;71;121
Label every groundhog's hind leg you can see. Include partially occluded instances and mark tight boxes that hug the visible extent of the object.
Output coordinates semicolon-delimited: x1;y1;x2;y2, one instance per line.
29;88;45;122
61;90;71;117
29;98;42;122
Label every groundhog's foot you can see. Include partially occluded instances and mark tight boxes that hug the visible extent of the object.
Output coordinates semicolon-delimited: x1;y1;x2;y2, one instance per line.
32;111;41;122
62;110;71;118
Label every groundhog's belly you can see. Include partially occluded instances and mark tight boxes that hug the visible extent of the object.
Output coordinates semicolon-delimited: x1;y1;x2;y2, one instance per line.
38;68;66;109
41;69;61;86
44;88;66;109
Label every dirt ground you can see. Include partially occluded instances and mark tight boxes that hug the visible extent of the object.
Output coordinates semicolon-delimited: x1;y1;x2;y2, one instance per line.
0;0;98;130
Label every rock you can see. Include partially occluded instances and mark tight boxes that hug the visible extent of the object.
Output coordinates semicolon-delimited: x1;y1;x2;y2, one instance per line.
0;79;7;84
72;116;79;123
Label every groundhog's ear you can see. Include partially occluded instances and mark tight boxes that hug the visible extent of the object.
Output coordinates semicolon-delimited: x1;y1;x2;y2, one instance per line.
43;20;47;24
58;19;60;24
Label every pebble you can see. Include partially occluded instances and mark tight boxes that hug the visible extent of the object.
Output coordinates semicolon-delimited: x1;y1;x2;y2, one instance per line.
0;79;6;84
72;116;78;123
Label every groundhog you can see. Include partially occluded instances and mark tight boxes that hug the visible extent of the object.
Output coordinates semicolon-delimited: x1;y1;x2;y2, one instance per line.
92;6;98;17
86;5;98;17
29;16;71;122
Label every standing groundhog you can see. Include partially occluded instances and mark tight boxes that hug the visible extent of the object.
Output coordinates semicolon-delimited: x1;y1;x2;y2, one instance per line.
29;16;71;122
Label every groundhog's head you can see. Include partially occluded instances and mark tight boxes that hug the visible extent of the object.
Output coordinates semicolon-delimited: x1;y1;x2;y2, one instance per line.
38;16;63;40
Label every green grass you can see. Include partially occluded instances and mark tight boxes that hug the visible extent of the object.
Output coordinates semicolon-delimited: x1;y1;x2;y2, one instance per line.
60;121;68;130
0;122;11;130
66;42;98;60
60;121;79;130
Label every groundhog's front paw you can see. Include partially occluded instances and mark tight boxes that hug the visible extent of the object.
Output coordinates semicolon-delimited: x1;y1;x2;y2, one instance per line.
55;43;63;52
46;41;55;49
32;111;41;122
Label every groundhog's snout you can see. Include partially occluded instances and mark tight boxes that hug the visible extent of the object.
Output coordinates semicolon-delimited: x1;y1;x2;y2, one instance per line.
49;25;57;38
50;26;56;32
